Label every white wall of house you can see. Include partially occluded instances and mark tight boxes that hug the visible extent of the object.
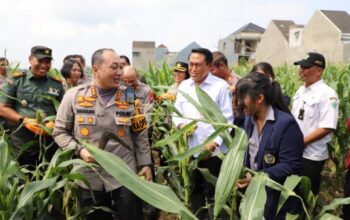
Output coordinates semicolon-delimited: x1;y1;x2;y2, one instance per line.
133;47;155;71
218;37;236;64
301;11;343;62
255;21;289;65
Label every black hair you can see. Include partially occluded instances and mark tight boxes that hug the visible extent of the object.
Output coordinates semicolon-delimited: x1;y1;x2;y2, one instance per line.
252;62;275;79
236;72;290;113
0;57;9;65
91;48;115;66
213;54;228;67
63;54;86;65
120;55;131;65
60;59;83;79
190;48;213;64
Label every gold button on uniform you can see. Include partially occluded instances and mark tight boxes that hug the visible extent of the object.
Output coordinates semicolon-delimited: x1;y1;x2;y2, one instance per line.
78;116;84;123
80;127;89;136
88;117;94;124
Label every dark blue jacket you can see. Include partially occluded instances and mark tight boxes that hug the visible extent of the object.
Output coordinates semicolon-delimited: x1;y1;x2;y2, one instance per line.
244;108;304;219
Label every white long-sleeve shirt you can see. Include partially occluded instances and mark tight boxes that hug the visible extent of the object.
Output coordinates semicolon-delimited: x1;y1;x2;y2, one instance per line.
173;73;234;155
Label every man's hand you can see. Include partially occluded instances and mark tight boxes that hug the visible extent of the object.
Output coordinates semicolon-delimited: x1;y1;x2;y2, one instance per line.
236;172;253;189
138;166;153;181
23;117;47;136
204;142;218;152
79;148;95;163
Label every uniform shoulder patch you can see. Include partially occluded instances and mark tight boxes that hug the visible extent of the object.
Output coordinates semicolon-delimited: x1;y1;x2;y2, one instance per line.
11;71;25;78
49;76;62;83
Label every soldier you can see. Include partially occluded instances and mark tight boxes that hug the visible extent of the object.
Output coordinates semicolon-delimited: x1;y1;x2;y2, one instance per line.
53;48;152;220
0;46;64;167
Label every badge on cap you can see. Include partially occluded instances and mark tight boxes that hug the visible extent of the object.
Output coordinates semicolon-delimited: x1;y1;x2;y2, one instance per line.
264;153;276;165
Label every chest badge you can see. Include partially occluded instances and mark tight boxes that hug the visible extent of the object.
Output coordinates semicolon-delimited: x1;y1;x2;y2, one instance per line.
264;153;276;165
48;87;60;96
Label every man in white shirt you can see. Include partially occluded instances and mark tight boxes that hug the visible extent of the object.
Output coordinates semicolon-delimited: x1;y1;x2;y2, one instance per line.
173;48;233;218
292;52;339;195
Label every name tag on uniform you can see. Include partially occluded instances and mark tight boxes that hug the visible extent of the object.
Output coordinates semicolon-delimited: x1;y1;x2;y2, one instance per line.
48;87;60;96
115;116;131;126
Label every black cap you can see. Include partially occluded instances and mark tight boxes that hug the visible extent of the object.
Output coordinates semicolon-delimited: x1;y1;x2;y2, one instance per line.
294;52;325;69
174;61;188;72
31;46;53;60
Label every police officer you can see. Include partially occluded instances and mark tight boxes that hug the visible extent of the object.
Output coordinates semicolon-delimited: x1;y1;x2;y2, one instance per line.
292;52;339;195
123;65;154;107
0;46;64;167
53;48;152;220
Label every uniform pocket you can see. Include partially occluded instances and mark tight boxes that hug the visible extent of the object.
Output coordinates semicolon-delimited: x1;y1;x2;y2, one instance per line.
304;98;318;118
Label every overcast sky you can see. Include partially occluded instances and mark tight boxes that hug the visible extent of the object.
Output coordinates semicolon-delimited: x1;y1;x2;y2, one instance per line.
1;0;349;68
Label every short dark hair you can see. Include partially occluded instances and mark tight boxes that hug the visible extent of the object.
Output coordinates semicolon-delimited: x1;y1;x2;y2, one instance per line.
63;54;85;65
213;54;228;67
120;55;130;65
252;62;275;79
190;48;213;64
91;48;115;66
0;57;9;65
60;59;83;79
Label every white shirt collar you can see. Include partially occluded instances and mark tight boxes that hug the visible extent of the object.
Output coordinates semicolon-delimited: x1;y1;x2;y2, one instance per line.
189;72;215;86
303;79;324;92
251;105;275;124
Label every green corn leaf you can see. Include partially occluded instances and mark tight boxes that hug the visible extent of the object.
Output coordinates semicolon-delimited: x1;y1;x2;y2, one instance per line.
214;128;248;218
82;140;197;220
155;120;197;147
316;197;350;219
10;178;57;220
318;213;342;220
239;173;268;220
168;125;228;162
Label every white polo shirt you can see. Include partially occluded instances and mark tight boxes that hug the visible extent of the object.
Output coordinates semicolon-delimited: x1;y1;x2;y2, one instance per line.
173;73;234;155
291;80;339;161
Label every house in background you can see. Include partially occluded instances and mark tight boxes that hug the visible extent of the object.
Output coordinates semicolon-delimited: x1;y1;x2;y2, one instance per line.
255;20;296;65
172;41;201;65
218;23;265;64
296;10;350;63
132;41;155;71
155;44;169;67
256;10;350;65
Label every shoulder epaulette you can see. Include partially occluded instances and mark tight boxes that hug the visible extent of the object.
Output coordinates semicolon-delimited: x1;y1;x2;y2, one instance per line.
49;76;63;83
11;71;25;78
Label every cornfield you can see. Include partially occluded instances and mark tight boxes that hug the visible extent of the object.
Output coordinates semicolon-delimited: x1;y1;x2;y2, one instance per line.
0;61;350;220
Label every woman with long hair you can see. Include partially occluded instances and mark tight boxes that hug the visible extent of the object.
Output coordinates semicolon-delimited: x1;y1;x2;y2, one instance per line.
236;72;303;219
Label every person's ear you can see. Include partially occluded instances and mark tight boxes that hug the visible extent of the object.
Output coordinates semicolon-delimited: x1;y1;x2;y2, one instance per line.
92;65;98;75
257;94;265;105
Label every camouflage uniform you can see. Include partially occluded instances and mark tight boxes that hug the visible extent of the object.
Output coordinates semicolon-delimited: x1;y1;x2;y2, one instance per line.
0;70;64;155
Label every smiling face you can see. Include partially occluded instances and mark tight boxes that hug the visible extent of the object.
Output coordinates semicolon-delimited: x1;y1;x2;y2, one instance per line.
174;70;187;85
69;63;82;84
93;50;122;89
188;53;210;84
29;56;52;77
